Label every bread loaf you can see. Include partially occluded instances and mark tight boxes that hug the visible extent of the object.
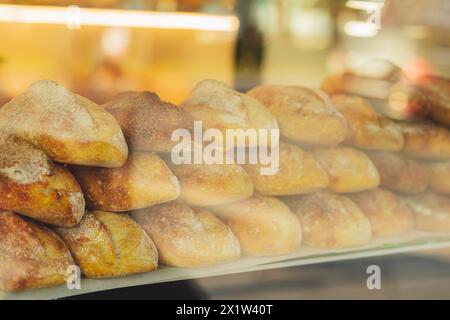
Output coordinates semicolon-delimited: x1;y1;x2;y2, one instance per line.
0;211;74;291
418;76;450;126
131;202;241;267
425;161;450;195
401;122;450;160
71;152;180;212
0;136;85;227
55;211;158;278
211;195;302;256
0;80;128;167
247;85;347;146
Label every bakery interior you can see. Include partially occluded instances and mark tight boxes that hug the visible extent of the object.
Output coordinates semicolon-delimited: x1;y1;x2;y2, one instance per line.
2;0;450;300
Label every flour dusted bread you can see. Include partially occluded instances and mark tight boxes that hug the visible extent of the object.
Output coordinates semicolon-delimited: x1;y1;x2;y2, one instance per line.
211;195;301;256
0;211;74;291
103;91;194;152
351;188;414;237
0;136;85;227
55;211;157;278
367;151;428;194
282;191;370;249
247;85;347;146
243;142;328;196
167;161;253;206
330;94;403;151
131;202;240;268
401;122;450;160
401;192;450;233
72;152;180;212
182;79;278;148
313;147;380;193
0;80;128;167
425;161;450;195
418;76;450;126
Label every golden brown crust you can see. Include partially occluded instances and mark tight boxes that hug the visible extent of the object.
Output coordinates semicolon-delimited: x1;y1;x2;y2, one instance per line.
0;80;128;167
312;147;380;193
131;202;241;268
330;94;404;151
55;211;158;278
247;85;347;146
211;195;302;256
425;161;450;195
350;188;414;237
401;192;450;233
243;142;328;196
283;191;371;248
0;136;85;227
401;122;450;160
103;91;195;153
366;151;428;194
71;152;180;212
0;211;74;291
418;76;450;126
167;161;254;206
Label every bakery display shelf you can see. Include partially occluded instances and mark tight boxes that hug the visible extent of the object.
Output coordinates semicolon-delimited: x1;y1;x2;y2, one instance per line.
3;231;450;300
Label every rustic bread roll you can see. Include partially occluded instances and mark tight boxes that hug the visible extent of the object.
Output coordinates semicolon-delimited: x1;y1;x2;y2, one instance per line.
282;191;371;249
401;192;450;233
166;161;253;206
0;211;74;291
330;94;404;151
103;91;194;153
312;147;380;193
0;80;128;167
0;136;85;227
366;151;428;194
55;211;157;278
71;152;180;212
401;122;450;160
211;195;302;256
132;202;240;267
182;79;278;148
425;161;450;195
243;142;328;196
247;85;347;146
418;76;450;126
350;188;414;237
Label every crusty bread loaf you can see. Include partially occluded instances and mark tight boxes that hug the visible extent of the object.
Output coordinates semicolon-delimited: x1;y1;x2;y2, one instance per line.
418;76;450;126
401;122;450;160
247;85;347;146
211;194;301;256
0;80;128;167
401;191;450;233
0;136;85;227
366;151;428;194
283;191;371;248
131;202;241;268
313;147;380;193
0;210;74;291
166;161;253;206
243;142;328;196
71;152;180;212
350;188;414;237
330;94;404;151
425;161;450;195
55;211;158;278
182;79;278;148
103;91;195;153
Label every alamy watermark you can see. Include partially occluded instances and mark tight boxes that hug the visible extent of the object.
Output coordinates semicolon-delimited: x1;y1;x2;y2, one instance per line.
366;265;381;290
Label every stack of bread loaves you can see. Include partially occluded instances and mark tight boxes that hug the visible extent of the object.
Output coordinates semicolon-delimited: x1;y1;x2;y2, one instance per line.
1;62;450;293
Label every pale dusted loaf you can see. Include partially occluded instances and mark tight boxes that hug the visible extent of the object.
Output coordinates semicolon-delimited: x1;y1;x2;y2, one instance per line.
0;136;85;227
131;202;241;268
313;146;380;193
55;211;158;278
283;191;371;248
71;152;180;212
401;122;450;160
247;85;347;146
350;188;414;237
0;211;74;291
211;194;302;256
243;142;328;196
425;161;450;195
0;80;128;167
